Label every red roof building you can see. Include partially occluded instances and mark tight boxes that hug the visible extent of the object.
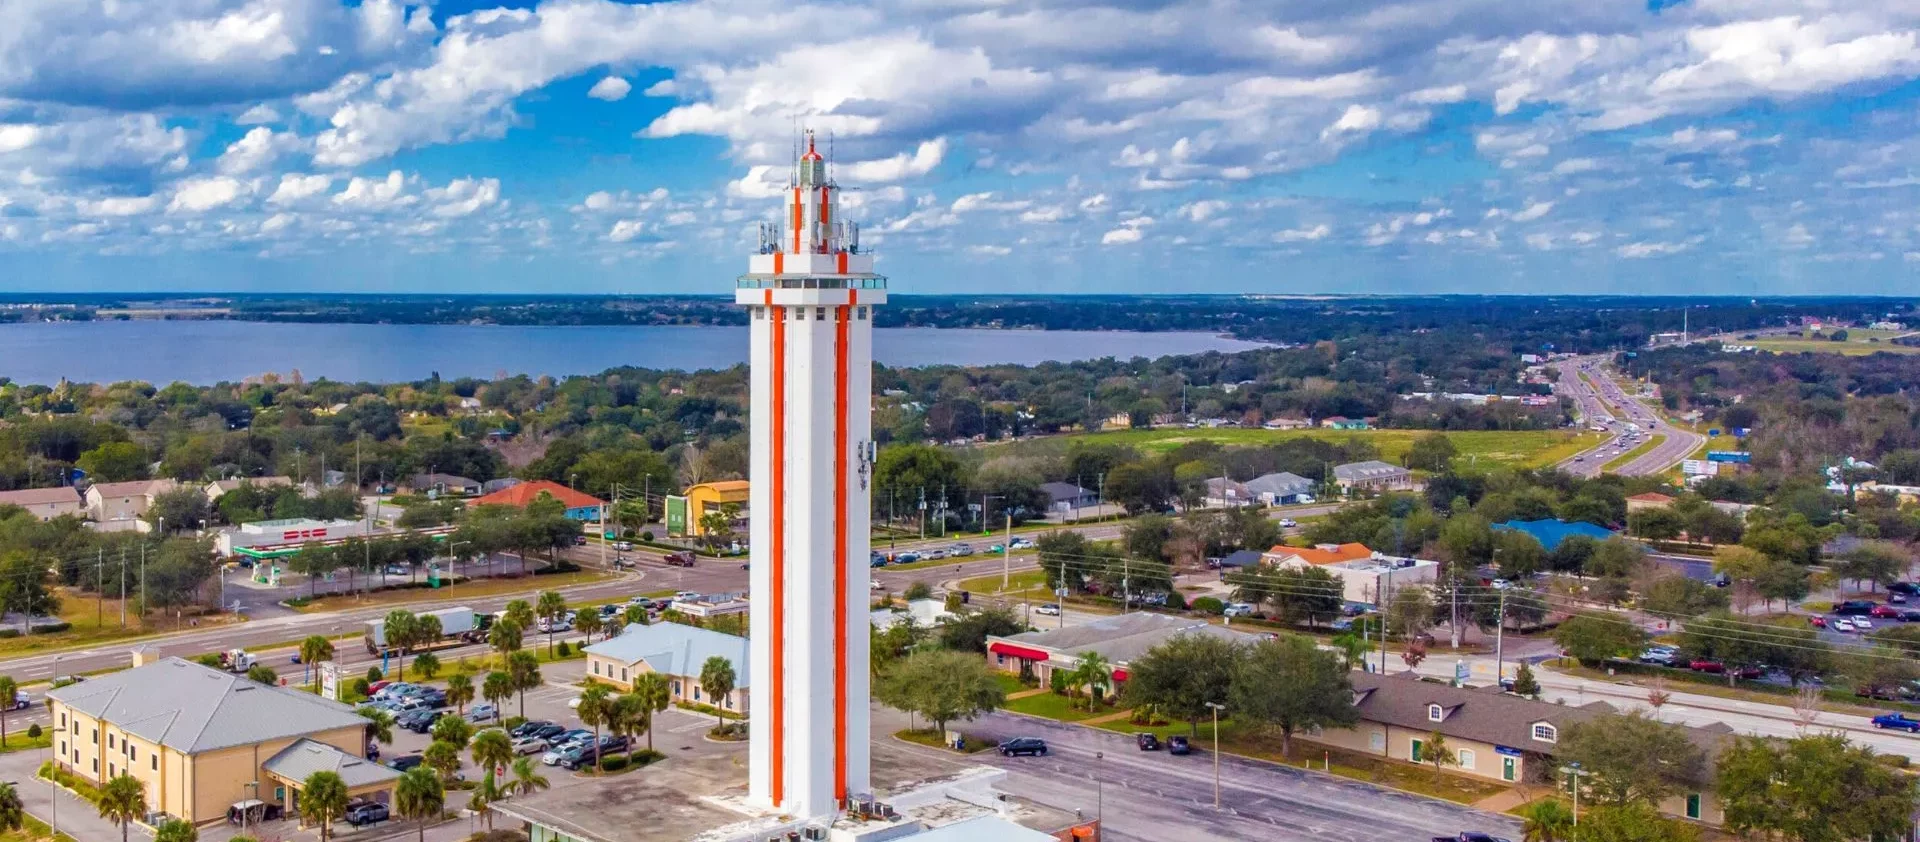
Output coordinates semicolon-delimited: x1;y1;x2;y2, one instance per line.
470;480;605;519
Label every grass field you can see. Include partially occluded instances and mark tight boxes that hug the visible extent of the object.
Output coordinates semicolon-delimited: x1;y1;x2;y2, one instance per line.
1601;435;1663;472
288;569;616;613
1748;334;1920;356
1032;428;1603;471
0;588;247;660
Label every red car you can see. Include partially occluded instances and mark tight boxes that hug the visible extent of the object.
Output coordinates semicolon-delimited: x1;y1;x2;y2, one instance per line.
1808;616;1828;628
368;680;392;693
1689;659;1726;673
1871;605;1902;619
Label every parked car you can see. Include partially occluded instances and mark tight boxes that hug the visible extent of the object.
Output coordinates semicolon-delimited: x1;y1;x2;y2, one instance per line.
1688;659;1726;674
1808;616;1827;628
1893;592;1910;605
512;735;549;755
1167;735;1192;756
950;543;974;557
1901;610;1920;623
674;590;702;601
1871;605;1902;619
613;541;634;551
921;548;949;561
998;738;1048;757
1835;600;1878;616
1035;603;1061;616
871;554;889;568
1638;648;1679;666
1223;603;1256;618
466;703;499;723
1833;618;1858;633
538;616;573;633
894;551;922;564
1009;537;1035;550
511;719;556;739
665;551;697;567
563;736;632;770
345;802;389;827
388;754;424;772
1136;733;1160;751
1890;582;1919;595
1872;713;1920;733
1856;618;1876;631
626;596;656;609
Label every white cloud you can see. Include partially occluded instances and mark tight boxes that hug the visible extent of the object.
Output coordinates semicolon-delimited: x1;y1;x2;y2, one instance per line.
1179;200;1229;222
1617;240;1696;258
582;190;616;211
843;138;947;183
608;219;645;242
77;195;158;217
234;105;282;126
1552;158;1599;175
587;76;632;101
968;244;1012;256
217;127;298;175
1510;201;1555;222
951;192;1030;213
0;124;42;154
333;171;410;209
1079;194;1109;212
1273;223;1330;243
167;176;247;213
267;173;333;205
427;177;501;218
1321;104;1382;139
1100;215;1154;245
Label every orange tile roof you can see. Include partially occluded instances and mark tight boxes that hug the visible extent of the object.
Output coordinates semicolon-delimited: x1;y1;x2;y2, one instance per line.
471;479;604;510
1627;492;1675;503
1268;542;1373;565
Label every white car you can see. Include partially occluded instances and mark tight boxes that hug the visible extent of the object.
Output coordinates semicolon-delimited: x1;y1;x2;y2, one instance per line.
1832;618;1857;632
511;736;548;755
613;541;634;551
1278;518;1298;528
1855;618;1875;631
674;590;701;601
1008;537;1035;550
1223;602;1256;617
1035;603;1061;616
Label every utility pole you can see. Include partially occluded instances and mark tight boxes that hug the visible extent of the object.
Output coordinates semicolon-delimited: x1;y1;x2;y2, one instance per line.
1449;579;1460;649
1001;513;1012;590
918;487;926;540
119;558;126;628
96;550;104;626
1494;588;1508;684
1206;702;1224;809
1378;567;1393;673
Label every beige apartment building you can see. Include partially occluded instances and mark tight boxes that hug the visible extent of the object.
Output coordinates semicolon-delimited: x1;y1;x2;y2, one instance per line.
84;479;178;524
0;487;85;521
47;656;394;825
583;622;749;713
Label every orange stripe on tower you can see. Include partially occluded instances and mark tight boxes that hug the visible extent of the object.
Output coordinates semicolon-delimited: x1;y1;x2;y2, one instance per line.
837;251;848;274
772;252;784;274
768;291;787;808
791;187;802;254
832;298;851;804
819;187;831;254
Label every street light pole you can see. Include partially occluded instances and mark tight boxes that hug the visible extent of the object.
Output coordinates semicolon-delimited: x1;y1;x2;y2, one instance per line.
1560;762;1583;826
1205;702;1225;809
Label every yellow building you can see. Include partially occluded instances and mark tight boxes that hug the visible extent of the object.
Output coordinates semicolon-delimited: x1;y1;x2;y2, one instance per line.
47;657;395;826
677;480;750;537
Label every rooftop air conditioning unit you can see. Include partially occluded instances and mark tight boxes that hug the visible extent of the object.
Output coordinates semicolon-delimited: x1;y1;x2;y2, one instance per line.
803;828;828;841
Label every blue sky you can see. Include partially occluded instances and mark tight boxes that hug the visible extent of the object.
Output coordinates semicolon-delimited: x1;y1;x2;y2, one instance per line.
3;0;1920;295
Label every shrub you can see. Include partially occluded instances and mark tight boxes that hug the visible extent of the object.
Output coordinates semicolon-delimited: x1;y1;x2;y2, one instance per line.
556;641;572;657
1162;591;1187;610
350;678;371;698
1878;754;1911;769
194;654;223;668
599;755;628;772
365;666;383;683
1191;596;1225;615
1048;669;1068;695
904;582;934;601
502;716;528;732
27;724;41;739
640;530;654;542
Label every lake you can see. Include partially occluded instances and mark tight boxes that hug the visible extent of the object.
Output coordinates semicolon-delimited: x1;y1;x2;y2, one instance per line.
0;321;1267;385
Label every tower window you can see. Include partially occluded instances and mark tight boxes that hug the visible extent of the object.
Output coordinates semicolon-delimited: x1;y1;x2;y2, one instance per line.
816;307;826;320
857;307;868;320
753;307;764;319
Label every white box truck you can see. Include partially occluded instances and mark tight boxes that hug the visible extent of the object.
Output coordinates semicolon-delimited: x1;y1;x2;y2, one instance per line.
365;606;476;654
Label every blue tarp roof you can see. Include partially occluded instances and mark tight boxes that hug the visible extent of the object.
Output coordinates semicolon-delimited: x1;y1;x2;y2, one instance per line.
1494;518;1616;551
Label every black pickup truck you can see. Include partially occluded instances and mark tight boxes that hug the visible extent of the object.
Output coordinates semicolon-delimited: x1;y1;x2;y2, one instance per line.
1432;834;1511;842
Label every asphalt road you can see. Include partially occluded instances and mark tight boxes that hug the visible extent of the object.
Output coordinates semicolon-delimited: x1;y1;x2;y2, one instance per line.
939;711;1518;842
1553;356;1703;477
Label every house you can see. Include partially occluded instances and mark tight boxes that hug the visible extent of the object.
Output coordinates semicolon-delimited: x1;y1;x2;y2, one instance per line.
46;656;393;826
1494;518;1616;552
583;622;748;713
481;477;523;495
1262;542;1374;567
0;486;85;521
1214;549;1265;571
470;479;606;521
1269;552;1438;605
84;478;178;523
1320;416;1372;430
204;476;295;504
1244;472;1314;505
870;598;956;631
1262;416;1313;430
1331;461;1412;493
407;473;482;496
1317;673;1728;826
984;612;1263;690
1708;500;1758;520
669;480;751;536
1039;482;1100;515
1625;492;1675;513
1202;477;1255;508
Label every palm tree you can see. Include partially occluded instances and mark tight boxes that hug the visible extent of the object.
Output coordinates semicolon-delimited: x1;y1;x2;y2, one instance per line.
383;610;418;679
393;767;444;842
575;609;604;643
576;684;613;772
412;652;441;681
299;770;348;841
1519;799;1574;842
429;715;473;749
508;650;541;719
488;618;523;658
535;590;567;656
445;672;475;715
470;728;514;780
630;672;672;753
468;771;503;831
356;705;395;749
97;774;147;842
482;670;514;712
0;782;24;833
509;756;550;799
503;598;535;631
1069;652;1111;711
423;740;462;786
154;818;197;842
298;635;334;690
699;656;736;725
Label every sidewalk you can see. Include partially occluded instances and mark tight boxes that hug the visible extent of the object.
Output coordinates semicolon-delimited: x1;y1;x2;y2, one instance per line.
0;751;147;841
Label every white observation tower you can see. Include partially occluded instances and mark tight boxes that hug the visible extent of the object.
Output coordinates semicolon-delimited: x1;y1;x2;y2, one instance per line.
737;130;884;821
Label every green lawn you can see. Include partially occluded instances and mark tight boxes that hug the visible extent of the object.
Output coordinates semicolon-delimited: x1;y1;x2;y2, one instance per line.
957;569;1049;598
1003;689;1110;722
1747;337;1920;356
1027;428;1602;470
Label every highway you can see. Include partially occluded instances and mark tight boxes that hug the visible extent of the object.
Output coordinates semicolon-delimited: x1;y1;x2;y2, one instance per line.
1553;356;1704;477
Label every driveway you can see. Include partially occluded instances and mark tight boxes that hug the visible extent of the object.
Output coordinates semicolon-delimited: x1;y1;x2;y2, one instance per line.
0;748;152;841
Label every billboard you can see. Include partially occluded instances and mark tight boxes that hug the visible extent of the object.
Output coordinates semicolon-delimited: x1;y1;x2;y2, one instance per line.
319;661;342;701
1682;460;1720;476
664;495;690;536
1707;451;1751;464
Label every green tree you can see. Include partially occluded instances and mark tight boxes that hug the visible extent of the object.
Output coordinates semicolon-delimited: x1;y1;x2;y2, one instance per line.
1035;530;1093;592
1066;652;1112;710
382;609;418;678
488;616;523;656
630;672;672;753
1519;799;1573;842
1715;733;1915;842
412;651;441;680
1552;612;1647;667
1404;433;1457;472
575;608;604;642
1419;730;1455;773
144;488;211;534
508;650;541;719
422;739;462;785
503;598;535;631
1625;508;1684;542
393;767;444;842
699;656;737;723
508;756;550;800
1585;537;1646;579
1835;541;1910;594
935;606;1024;654
299;636;335;691
1494;530;1548;578
429;714;473;748
445;671;475;715
535;590;568;656
0;676;17;747
1227;635;1358;756
0;782;22;835
298;770;348;842
575;683;614;771
470;727;514;780
356;705;395;747
1510;662;1541;699
97;774;149;842
77;442;149;482
154;818;197;842
481;670;514;712
1120;634;1242;738
1558;712;1705;807
876;650;1006;738
1575;803;1700;842
245;663;278;685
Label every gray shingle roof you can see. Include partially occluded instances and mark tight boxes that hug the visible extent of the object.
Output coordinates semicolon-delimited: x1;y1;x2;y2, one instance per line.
263;738;400;789
1350;671;1609;750
47;657;370;754
1244;472;1314;496
1000;612;1262;665
1333;461;1411;482
585;622;749;686
1039;482;1094;503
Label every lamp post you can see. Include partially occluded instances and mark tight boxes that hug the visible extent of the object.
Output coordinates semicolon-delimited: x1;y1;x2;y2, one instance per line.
46;726;62;838
1560;762;1583;826
1093;751;1103;826
1205;702;1225;809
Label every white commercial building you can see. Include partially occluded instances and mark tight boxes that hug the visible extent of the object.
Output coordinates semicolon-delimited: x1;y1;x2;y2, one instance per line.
738;132;883;822
1323;555;1439;606
215;518;371;558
